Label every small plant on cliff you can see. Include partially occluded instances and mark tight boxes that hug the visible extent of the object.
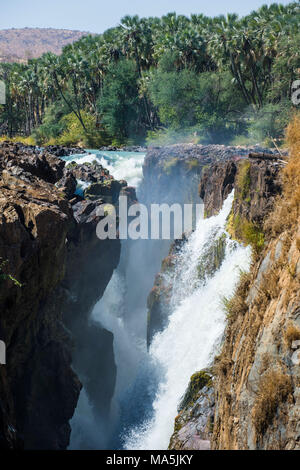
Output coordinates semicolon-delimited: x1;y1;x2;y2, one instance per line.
284;322;300;349
252;369;293;439
0;259;22;287
236;160;251;201
241;221;265;253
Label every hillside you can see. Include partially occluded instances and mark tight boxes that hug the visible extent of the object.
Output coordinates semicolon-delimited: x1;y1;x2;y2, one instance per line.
0;28;91;63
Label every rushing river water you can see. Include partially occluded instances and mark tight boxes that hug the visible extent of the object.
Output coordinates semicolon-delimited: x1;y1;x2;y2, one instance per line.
64;150;251;450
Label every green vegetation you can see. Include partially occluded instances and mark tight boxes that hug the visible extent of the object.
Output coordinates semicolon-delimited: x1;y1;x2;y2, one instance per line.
179;370;213;411
163;158;179;175
0;259;22;287
1;4;300;146
237;161;251;201
227;213;265;253
222;269;251;321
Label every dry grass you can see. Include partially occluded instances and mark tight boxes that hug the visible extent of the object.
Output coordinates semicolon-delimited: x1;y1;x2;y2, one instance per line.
222;270;252;321
284;322;300;348
252;369;293;439
265;114;300;238
214;354;232;377
255;264;281;312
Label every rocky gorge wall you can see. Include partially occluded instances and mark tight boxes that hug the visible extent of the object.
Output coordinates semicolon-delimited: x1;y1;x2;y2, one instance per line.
168;144;300;450
0;142;133;449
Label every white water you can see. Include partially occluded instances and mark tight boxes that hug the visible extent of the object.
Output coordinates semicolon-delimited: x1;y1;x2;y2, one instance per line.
124;192;251;450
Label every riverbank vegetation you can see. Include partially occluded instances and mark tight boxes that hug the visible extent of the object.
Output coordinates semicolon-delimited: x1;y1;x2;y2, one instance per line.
0;2;299;147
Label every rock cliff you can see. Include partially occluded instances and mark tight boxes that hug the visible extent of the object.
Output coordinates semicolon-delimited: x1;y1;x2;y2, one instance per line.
0;142;127;449
168;144;300;450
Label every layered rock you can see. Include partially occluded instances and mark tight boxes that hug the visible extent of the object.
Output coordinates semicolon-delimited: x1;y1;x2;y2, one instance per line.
141;144;278;205
212;231;300;450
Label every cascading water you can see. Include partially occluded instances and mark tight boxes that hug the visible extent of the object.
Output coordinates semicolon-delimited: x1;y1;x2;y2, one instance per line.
66;150;250;451
123;192;251;450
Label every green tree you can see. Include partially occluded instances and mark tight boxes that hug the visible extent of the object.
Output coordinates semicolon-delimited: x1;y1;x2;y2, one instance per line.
97;59;143;144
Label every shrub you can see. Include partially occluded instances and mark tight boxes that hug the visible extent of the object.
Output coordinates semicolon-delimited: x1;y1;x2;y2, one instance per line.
236;161;251;200
179;370;212;411
284;322;300;348
222;269;251;321
58;111;108;148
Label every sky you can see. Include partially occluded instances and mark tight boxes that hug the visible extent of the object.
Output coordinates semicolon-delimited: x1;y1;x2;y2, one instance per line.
0;0;294;33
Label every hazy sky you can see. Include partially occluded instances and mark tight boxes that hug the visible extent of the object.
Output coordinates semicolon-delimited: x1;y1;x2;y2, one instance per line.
0;0;293;33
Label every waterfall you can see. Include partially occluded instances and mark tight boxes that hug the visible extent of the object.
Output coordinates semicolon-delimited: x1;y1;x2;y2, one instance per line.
123;192;251;450
67;150;251;450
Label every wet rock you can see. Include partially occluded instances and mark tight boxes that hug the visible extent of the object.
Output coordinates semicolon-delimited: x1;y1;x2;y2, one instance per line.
84;179;122;203
67;161;110;184
98;145;147;152
56;170;77;199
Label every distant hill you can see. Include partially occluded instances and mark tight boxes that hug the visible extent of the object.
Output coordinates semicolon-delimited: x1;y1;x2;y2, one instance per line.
0;28;92;63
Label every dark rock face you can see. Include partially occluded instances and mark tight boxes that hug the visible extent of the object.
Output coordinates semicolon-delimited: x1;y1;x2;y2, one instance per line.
56;170;77;199
62;197;120;421
199;161;237;216
199;158;283;229
67;161;110;183
0;143;125;449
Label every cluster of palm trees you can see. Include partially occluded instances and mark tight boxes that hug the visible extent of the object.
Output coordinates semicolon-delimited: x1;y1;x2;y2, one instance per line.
0;2;299;140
